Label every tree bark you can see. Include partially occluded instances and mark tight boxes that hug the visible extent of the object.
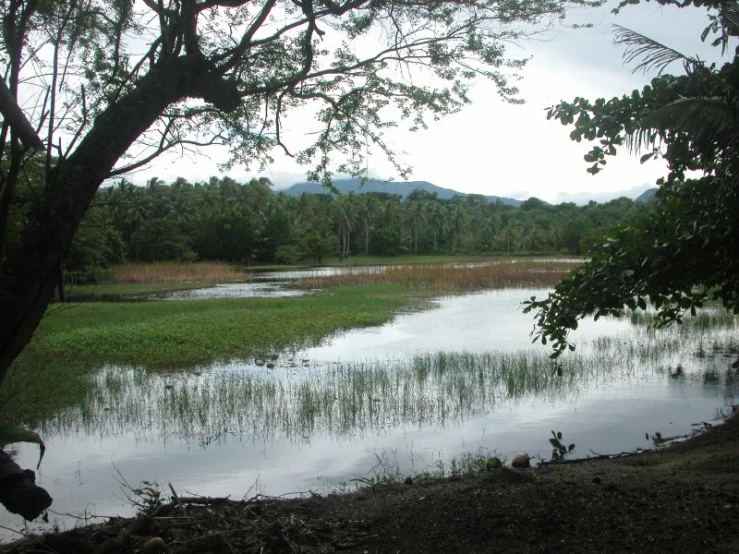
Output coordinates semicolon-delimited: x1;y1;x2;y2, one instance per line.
0;78;44;150
0;55;240;384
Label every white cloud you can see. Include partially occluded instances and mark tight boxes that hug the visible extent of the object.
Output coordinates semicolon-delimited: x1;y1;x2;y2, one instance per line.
134;1;728;204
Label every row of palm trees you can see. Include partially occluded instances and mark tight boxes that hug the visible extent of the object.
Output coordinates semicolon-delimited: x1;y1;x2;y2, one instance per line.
67;177;652;269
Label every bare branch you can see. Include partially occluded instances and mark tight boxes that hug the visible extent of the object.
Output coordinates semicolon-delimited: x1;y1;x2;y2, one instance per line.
0;78;44;150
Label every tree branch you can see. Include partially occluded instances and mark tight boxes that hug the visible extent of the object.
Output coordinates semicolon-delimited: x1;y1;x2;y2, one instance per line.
0;78;43;150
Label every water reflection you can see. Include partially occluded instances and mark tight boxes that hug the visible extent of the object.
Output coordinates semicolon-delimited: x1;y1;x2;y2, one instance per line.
162;281;308;300
7;289;739;539
159;259;580;300
41;345;739;445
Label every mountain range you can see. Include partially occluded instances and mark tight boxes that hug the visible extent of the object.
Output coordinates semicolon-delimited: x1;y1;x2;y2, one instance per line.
280;178;657;206
281;179;522;206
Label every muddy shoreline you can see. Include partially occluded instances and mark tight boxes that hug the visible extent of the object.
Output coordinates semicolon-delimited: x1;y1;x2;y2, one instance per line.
2;411;738;553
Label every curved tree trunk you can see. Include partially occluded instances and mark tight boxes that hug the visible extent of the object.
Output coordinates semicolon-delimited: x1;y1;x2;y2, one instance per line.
0;56;239;384
0;57;239;518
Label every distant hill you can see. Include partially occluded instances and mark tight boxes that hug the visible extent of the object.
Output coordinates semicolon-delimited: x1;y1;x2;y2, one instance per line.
279;179;658;206
281;178;522;207
635;188;658;203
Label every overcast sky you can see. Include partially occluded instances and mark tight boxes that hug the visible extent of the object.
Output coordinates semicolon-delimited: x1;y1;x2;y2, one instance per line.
134;1;728;204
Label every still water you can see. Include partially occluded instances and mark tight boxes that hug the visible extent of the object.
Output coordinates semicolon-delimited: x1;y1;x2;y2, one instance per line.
7;288;739;537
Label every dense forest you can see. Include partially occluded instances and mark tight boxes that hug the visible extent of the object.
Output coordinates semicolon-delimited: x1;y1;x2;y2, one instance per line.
66;177;654;271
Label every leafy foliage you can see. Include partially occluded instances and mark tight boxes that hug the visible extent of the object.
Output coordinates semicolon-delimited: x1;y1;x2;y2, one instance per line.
1;0;603;387
64;178;652;271
548;430;575;462
524;1;739;364
0;424;45;469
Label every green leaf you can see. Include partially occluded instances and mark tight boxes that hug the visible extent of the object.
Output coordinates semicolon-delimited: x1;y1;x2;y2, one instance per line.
0;425;45;470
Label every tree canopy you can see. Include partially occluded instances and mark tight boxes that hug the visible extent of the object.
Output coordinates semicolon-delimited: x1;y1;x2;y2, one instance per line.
523;0;739;363
0;0;599;391
62;177;650;270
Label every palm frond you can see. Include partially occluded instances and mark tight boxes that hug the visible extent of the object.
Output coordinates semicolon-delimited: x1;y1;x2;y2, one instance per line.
613;25;702;76
626;96;738;154
717;2;739;54
719;2;739;34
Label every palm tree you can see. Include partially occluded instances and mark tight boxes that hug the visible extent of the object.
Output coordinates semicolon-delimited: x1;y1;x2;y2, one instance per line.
448;203;468;254
334;193;360;259
598;18;739;192
426;202;447;253
404;199;427;254
357;194;377;255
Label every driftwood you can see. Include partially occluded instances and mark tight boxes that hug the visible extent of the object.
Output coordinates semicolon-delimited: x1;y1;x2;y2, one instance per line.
536;449;645;468
42;515;159;554
0;449;51;521
8;493;343;554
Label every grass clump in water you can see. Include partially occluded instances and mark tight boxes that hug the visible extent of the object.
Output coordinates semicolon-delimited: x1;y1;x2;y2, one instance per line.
629;309;739;331
3;285;418;424
31;349;632;441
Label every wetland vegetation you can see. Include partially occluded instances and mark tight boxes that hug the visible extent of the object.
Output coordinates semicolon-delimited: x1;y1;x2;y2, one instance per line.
4;259;574;425
2;0;739;549
3;258;738;541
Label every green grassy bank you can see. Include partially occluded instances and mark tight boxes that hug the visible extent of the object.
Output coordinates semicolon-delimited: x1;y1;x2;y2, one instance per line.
3;284;422;425
7;258;579;425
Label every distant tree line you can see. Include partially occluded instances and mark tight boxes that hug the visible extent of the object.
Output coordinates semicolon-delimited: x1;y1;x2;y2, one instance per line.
65;177;654;271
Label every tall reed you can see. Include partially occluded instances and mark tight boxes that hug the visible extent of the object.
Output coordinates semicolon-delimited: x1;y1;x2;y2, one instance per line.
111;262;248;284
39;320;739;445
294;259;577;292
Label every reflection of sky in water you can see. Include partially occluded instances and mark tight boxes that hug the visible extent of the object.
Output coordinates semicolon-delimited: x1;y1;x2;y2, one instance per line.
284;289;629;360
6;288;739;539
162;282;308;300
158;259;578;301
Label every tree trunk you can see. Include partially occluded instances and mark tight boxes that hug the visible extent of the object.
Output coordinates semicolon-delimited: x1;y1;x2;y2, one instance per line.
0;56;239;384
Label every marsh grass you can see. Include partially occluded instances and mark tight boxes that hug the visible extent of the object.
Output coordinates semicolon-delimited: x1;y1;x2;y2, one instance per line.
340;447;507;493
37;322;739;444
629;309;739;331
293;259;577;292
64;282;207;302
110;262;248;284
3;285;418;424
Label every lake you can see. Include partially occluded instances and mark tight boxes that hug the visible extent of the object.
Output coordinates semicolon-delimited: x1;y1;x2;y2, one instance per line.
6;287;739;538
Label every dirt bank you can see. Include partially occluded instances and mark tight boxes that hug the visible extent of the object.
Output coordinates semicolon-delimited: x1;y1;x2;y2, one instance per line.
3;412;739;553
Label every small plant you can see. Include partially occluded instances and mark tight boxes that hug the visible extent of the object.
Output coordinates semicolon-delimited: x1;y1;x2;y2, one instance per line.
549;430;575;462
350;474;401;492
485;456;503;470
649;431;667;448
114;466;165;514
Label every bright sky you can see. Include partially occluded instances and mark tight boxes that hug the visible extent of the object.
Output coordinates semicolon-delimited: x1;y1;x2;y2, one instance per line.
135;1;729;204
